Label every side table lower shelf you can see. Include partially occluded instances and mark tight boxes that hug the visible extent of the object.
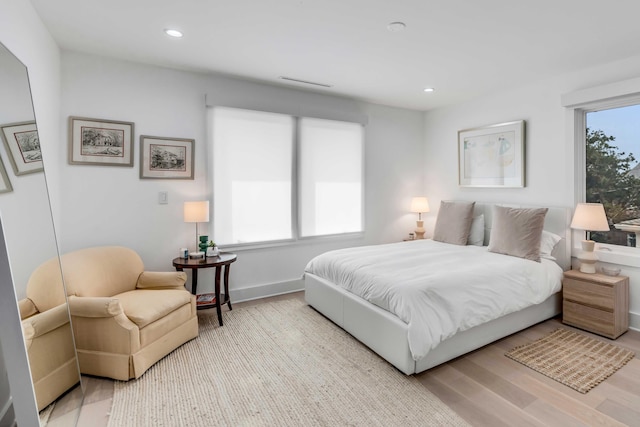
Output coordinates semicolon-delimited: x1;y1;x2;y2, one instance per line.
196;293;217;308
195;292;230;310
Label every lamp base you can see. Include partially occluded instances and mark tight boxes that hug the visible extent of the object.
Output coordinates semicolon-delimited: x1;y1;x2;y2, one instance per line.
578;262;597;274
577;239;598;274
415;220;425;240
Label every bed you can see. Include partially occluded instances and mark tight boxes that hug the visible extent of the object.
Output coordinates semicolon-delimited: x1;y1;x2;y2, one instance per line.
304;203;571;375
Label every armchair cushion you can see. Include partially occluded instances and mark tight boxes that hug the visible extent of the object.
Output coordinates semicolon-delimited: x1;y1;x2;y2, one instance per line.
136;271;187;289
116;289;192;329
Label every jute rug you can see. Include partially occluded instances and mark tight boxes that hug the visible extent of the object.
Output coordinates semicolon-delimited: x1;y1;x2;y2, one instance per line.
108;298;469;426
505;328;635;394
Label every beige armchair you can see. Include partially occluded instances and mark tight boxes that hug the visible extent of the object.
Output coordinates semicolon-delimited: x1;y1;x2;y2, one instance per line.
19;258;80;411
60;246;198;380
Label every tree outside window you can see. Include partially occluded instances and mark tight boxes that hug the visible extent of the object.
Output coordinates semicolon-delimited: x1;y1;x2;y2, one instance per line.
586;126;640;246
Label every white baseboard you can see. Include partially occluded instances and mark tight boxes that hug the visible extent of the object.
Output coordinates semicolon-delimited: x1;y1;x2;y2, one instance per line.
230;278;304;303
629;311;640;332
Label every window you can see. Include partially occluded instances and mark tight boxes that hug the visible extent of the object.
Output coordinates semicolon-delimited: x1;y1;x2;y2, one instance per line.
299;118;363;237
211;107;364;246
212;108;294;245
585;103;640;247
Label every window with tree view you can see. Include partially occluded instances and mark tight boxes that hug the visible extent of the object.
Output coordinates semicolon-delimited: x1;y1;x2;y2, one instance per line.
586;104;640;247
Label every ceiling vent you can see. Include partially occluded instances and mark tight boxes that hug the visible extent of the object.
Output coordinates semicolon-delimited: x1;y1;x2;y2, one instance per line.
279;76;332;88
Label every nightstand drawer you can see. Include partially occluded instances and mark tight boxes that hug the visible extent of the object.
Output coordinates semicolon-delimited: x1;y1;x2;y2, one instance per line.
563;278;614;310
563;300;616;338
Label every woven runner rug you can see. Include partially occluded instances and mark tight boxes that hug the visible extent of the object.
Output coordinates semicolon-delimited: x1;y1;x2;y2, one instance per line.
107;298;468;426
505;328;635;394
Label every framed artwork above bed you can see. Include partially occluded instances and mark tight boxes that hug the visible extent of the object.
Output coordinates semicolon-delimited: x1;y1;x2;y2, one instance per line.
458;120;525;188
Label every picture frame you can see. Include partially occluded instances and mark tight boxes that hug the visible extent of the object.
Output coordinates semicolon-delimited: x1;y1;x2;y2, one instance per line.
139;135;195;180
0;156;12;194
1;121;43;175
69;116;134;166
458;120;525;188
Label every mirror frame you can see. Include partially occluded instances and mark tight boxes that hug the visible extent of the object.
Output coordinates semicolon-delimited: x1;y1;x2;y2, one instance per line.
0;41;83;425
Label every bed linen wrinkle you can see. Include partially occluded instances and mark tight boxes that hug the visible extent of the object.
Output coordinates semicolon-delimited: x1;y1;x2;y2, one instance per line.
305;240;562;361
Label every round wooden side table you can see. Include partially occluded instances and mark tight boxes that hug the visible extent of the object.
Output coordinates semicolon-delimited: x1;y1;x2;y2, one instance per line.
172;252;237;326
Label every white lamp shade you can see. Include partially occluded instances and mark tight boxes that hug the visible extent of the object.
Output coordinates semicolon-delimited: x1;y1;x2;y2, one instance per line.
570;203;609;232
410;197;430;213
184;201;210;223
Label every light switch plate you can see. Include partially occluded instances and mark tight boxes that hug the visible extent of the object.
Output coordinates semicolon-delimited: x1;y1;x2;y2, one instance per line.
158;191;168;204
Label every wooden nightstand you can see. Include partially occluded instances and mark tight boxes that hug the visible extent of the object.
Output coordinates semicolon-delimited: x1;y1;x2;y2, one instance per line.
562;269;629;339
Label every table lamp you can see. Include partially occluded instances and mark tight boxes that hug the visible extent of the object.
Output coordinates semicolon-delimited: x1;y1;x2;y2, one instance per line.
184;201;210;256
570;203;609;273
410;197;430;239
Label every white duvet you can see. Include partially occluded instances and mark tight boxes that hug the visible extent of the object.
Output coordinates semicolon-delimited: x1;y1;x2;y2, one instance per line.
304;239;563;361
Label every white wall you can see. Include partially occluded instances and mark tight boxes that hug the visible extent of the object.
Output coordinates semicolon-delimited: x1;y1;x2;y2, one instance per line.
59;52;424;298
423;53;640;329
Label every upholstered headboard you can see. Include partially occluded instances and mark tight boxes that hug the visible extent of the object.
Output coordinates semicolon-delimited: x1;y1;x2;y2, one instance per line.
473;203;572;271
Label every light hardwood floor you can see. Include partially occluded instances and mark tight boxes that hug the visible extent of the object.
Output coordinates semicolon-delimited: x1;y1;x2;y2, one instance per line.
65;292;639;427
417;319;640;427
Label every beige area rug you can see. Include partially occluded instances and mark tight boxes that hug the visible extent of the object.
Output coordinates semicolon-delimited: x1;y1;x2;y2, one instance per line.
505;328;635;394
108;298;469;426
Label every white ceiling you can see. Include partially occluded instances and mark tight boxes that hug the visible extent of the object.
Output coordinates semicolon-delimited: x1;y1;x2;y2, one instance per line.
31;0;640;111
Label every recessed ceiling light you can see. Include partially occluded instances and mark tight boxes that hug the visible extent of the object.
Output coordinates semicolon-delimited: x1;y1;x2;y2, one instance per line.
423;87;435;93
164;29;183;38
387;22;406;32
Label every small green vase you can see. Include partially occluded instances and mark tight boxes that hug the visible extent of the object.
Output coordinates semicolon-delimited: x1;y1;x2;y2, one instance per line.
199;235;208;253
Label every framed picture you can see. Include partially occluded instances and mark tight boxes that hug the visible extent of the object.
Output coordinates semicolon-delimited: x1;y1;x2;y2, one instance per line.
1;121;43;175
0;156;12;194
139;135;195;179
69;117;134;166
458;120;525;188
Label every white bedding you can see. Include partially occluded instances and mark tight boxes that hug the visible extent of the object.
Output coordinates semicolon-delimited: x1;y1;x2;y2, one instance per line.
304;239;563;361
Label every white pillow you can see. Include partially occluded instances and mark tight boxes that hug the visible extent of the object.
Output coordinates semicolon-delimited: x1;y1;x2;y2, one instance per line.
467;214;485;246
540;230;562;260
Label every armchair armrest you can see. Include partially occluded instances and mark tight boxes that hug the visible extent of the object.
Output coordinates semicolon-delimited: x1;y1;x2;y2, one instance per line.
67;295;140;358
136;271;187;290
21;303;70;341
19;297;38;320
68;295;123;318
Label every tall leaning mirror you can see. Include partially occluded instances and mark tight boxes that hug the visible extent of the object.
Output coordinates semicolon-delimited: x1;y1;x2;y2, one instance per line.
0;42;83;425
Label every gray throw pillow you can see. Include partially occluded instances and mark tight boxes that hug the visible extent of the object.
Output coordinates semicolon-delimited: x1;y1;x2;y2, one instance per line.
487;206;548;262
433;201;475;245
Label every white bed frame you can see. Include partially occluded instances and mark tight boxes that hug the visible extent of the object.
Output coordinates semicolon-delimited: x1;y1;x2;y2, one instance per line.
305;203;571;375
